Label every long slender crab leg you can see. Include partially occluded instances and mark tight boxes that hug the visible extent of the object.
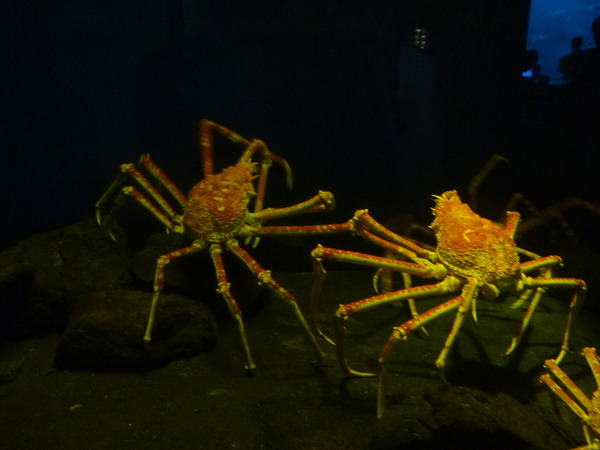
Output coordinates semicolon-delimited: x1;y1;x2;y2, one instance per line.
377;277;466;419
199;120;252;177
353;210;437;262
96;184;175;240
247;190;340;247
145;243;205;344
540;348;600;448
376;279;464;418
138;154;187;208
467;154;509;214
336;280;462;378
516;197;600;238
251;190;336;224
208;243;257;372
95;160;183;239
242;140;293;214
433;278;481;376
541;356;596;447
505;275;586;364
309;245;446;347
226;239;326;366
543;358;592;413
199;119;293;214
584;347;600;386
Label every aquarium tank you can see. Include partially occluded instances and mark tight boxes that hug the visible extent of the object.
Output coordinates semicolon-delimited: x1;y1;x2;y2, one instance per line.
525;0;600;84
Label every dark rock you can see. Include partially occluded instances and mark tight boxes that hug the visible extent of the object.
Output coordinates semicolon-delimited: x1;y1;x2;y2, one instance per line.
371;386;569;450
371;395;435;449
54;289;218;370
0;359;24;384
430;386;567;449
0;220;133;340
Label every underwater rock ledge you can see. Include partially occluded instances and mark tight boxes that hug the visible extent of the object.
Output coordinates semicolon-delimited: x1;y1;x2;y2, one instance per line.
0;220;219;370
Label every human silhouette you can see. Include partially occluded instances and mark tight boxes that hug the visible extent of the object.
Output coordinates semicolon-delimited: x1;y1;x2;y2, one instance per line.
558;36;583;83
567;17;600;138
571;17;600;91
523;49;544;84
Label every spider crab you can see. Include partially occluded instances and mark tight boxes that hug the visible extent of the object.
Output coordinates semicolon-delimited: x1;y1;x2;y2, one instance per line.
309;190;586;417
96;119;348;372
541;347;600;450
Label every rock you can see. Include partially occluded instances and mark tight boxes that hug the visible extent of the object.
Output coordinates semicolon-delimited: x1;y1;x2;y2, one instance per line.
54;289;218;370
430;386;567;449
371;386;569;450
0;220;133;340
0;359;24;384
371;395;435;449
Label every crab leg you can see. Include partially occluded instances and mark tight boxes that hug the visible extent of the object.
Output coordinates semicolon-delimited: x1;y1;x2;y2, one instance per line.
540;359;594;446
199;120;251;177
584;347;600;386
309;245;444;349
505;275;586;363
95;161;182;239
209;243;257;372
433;278;481;376
242;140;293;213
226;239;325;366
251;190;336;224
138;154;187;208
504;255;586;364
335;278;463;379
543;358;591;413
245;190;340;248
199;119;293;213
541;348;600;449
376;281;465;418
352;210;437;262
467;154;509;213
145;242;205;344
517;197;600;239
258;222;355;236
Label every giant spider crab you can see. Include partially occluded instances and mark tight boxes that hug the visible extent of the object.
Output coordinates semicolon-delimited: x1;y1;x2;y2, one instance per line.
96;119;348;372
541;347;600;450
309;190;586;417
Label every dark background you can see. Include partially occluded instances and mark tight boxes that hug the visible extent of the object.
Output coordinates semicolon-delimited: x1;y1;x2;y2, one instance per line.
1;0;598;252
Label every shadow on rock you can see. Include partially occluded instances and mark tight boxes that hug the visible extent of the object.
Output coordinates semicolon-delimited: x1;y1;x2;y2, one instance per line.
372;385;570;450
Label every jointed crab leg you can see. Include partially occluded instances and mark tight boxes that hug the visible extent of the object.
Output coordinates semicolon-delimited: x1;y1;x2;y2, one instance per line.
138;154;187;208
468;154;509;213
376;288;465;418
145;242;205;344
505;274;586;363
95;157;185;239
251;190;336;224
542;358;591;415
249;145;293;213
245;190;340;247
541;347;600;449
145;237;326;373
226;240;325;368
310;245;450;374
199;120;249;177
352;210;437;262
209;243;257;372
586;347;600;386
199;119;293;214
